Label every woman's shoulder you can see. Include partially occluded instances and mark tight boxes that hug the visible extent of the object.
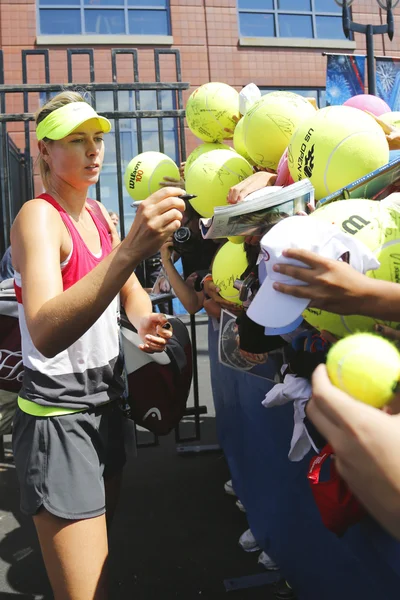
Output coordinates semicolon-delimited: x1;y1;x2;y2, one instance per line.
15;197;62;220
12;198;64;240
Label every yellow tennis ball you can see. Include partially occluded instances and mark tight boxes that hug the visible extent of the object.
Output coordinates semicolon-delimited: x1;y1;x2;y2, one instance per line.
379;111;400;129
185;149;253;218
288;106;389;201
184;142;235;179
326;333;400;407
124;151;180;201
228;235;246;244
242;91;316;170
186;82;240;142
303;199;400;337
233;117;256;166
212;241;248;305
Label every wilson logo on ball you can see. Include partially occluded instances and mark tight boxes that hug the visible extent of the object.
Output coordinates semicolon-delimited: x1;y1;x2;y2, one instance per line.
128;161;142;189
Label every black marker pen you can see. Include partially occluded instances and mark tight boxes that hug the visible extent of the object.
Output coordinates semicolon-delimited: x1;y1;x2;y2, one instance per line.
178;194;197;201
131;193;197;207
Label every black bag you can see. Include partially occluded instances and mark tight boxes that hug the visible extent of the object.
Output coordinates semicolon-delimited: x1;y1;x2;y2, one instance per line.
120;313;192;435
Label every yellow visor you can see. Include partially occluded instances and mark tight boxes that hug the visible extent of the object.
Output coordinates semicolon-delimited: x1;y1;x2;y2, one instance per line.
36;102;111;141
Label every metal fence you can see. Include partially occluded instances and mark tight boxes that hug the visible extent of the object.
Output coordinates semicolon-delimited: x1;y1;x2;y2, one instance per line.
0;47;205;447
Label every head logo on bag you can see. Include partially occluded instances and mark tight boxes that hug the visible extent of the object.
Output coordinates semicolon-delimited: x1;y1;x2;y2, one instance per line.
120;314;192;435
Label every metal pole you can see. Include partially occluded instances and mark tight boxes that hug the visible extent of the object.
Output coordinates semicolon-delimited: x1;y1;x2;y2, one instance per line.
366;24;376;95
337;0;397;96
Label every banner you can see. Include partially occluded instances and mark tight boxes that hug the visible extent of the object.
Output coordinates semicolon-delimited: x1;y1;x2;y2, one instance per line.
376;57;400;111
325;54;366;106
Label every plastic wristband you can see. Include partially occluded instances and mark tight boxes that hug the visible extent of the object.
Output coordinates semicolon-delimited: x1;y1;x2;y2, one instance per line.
200;273;213;291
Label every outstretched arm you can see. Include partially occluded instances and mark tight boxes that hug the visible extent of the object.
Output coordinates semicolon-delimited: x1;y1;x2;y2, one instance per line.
308;364;400;540
12;188;185;357
272;248;400;321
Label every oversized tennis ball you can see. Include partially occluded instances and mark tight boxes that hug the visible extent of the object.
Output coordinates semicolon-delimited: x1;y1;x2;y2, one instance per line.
326;333;400;407
212;241;248;305
185;149;253;218
233;117;256;165
185;82;240;142
303;199;400;337
380;111;400;130
343;94;391;117
184;142;234;179
288;106;389;201
241;91;316;171
124;151;180;201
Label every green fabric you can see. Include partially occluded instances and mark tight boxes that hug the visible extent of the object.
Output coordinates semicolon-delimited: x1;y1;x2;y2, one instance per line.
18;396;85;417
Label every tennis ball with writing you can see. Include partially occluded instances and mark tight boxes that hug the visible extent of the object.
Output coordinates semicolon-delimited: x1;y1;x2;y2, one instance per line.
242;91;316;170
186;82;240;143
212;241;248;305
288;106;389;201
185;149;253;218
124;151;180;201
184;142;234;179
233;117;256;166
326;333;400;408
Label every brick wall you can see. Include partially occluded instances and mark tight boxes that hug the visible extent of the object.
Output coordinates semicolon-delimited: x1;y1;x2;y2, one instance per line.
1;0;400;160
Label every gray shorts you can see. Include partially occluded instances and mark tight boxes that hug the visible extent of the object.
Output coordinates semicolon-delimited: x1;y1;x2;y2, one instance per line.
12;401;126;520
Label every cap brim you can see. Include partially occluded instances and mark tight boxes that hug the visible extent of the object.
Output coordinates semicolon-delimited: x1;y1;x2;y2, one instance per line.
53;115;111;140
264;314;304;336
247;277;310;328
36;102;112;141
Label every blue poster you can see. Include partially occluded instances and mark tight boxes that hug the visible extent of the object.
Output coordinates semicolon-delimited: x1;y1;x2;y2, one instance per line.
376;57;400;111
325;54;366;106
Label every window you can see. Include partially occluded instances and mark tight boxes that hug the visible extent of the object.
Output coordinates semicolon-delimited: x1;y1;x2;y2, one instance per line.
260;87;327;108
38;0;170;36
238;0;346;40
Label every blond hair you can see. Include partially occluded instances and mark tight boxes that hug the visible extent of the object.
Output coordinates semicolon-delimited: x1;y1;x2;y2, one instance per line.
35;91;87;187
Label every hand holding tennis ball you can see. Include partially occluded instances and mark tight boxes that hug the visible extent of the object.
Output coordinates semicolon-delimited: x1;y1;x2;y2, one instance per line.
326;333;400;408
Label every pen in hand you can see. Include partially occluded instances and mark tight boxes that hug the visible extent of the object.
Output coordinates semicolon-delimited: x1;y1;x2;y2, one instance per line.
130;193;197;207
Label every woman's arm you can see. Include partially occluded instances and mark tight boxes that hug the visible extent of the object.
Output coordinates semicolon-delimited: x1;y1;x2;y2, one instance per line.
227;171;277;205
11;188;185;357
272;248;400;321
97;202;153;328
160;241;204;314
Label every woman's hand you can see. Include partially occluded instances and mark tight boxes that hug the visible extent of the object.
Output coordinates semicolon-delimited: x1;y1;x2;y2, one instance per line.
223;114;240;137
160;237;174;265
227;171;277;205
366;112;400;151
308;364;400;539
137;313;173;353
203;278;243;313
272;249;371;315
126;187;185;261
159;176;186;189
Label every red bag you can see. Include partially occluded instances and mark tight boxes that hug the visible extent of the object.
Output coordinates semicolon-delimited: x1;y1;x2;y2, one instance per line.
307;444;366;536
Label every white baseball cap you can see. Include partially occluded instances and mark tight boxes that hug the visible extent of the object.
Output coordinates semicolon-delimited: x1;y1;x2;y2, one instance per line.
247;215;380;329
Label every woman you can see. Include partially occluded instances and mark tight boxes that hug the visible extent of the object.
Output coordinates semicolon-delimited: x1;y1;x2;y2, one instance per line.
10;91;185;599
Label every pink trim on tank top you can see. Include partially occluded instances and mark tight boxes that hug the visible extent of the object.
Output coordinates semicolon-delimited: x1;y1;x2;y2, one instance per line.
38;193;113;291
